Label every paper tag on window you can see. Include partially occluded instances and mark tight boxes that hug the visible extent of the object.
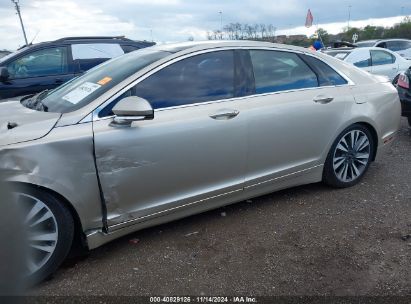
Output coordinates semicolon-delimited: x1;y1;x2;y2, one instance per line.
97;77;112;85
62;82;101;104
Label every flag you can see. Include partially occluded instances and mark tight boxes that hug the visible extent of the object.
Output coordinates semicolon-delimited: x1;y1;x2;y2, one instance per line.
305;9;313;28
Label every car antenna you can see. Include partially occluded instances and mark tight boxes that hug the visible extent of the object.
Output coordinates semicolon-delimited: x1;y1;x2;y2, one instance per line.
29;30;40;46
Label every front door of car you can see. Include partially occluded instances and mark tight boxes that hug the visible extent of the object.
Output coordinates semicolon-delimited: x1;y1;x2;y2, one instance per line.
0;46;73;99
93;50;248;228
370;50;398;81
244;50;353;187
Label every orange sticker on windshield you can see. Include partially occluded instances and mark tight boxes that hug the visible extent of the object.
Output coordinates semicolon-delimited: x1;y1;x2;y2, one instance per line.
97;77;112;85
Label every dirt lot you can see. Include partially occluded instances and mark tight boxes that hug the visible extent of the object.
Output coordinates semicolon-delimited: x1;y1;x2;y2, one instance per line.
34;118;411;296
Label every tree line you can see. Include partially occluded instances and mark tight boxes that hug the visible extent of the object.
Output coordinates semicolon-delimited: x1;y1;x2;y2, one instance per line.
207;23;277;41
207;17;411;47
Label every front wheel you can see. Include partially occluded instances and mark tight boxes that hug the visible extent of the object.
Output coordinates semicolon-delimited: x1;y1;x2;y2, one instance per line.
323;124;375;188
16;188;74;284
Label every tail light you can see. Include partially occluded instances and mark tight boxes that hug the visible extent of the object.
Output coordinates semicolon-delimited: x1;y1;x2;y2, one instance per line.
397;73;409;89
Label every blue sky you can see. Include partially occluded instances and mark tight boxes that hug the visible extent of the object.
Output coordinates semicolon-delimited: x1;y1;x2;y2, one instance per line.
0;0;410;50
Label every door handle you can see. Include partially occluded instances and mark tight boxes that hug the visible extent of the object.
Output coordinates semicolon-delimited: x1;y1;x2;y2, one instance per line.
209;109;240;120
55;78;64;84
313;95;334;104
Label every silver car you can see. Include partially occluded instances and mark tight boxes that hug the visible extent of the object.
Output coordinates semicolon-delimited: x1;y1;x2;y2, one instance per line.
0;41;401;283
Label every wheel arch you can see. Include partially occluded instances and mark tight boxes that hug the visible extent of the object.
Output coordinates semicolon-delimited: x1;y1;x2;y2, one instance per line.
356;122;378;161
9;182;89;254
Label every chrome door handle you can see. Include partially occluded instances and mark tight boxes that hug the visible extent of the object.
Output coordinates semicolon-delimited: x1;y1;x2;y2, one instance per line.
209;109;240;120
313;95;334;104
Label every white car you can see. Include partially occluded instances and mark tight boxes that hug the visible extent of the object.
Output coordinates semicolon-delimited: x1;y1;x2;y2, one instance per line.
324;47;411;83
356;39;411;60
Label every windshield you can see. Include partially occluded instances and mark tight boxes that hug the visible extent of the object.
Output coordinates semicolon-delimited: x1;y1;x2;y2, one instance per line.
356;41;376;48
36;48;170;113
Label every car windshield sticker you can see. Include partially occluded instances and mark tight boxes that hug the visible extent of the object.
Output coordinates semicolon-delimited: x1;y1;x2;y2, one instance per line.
62;82;101;104
97;77;112;85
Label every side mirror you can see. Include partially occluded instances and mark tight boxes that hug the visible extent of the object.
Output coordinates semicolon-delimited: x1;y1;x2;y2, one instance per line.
0;67;9;82
112;96;154;125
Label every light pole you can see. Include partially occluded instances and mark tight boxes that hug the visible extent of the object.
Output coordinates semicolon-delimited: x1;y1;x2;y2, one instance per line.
219;11;223;40
11;0;28;45
347;5;352;31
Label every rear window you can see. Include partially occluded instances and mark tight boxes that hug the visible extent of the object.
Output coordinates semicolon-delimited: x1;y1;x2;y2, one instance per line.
356;41;376;48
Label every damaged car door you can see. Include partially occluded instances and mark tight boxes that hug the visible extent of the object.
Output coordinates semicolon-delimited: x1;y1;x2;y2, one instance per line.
92;50;248;230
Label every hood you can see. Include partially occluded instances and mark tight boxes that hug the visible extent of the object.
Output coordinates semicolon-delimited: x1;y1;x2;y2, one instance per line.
0;100;61;147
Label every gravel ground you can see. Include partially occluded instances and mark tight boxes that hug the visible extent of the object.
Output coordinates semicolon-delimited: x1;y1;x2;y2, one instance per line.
33;118;411;296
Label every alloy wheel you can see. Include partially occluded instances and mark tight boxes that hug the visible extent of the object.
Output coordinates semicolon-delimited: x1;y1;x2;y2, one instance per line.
17;193;59;276
333;130;371;183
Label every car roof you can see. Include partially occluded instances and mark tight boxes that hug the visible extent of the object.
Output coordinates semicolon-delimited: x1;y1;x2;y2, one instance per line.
17;36;154;51
357;38;411;44
356;39;379;44
150;40;311;54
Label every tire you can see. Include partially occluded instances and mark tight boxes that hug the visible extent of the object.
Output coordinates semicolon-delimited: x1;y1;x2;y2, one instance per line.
408;117;411;127
323;124;375;188
16;187;74;285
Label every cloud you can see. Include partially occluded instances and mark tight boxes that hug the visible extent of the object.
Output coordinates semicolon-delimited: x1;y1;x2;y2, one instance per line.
0;0;409;50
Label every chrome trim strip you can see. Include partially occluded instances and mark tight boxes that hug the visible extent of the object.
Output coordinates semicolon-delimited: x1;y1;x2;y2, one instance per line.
245;164;324;189
107;188;243;232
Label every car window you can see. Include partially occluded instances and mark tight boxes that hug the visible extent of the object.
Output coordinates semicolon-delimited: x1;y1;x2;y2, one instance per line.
7;47;68;79
370;50;395;66
326;52;350;60
71;43;124;60
385;41;411;52
250;50;318;94
345;49;371;67
302;55;347;86
132;51;235;109
356;41;377;48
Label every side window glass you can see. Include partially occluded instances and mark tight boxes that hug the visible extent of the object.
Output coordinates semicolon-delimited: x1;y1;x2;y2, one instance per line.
7;47;68;79
302;55;347;86
250;50;318;94
71;43;124;60
134;51;235;109
371;50;395;66
72;44;125;72
346;50;371;67
386;41;407;52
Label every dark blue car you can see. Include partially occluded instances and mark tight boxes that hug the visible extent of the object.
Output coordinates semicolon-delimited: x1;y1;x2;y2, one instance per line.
0;36;154;100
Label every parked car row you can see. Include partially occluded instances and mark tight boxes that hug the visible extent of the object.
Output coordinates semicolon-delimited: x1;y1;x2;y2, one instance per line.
355;39;411;60
322;39;411;126
323;47;411;84
0;40;401;284
0;36;155;100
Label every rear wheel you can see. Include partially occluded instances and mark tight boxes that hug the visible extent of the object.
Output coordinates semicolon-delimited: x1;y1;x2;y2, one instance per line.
16;188;74;284
323;124;374;188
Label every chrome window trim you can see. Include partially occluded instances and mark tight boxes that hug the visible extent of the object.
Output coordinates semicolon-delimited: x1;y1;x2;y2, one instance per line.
90;46;355;122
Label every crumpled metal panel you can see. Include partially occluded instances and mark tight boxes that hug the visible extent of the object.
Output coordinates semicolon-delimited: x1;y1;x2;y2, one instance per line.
0;122;104;232
0;100;61;147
